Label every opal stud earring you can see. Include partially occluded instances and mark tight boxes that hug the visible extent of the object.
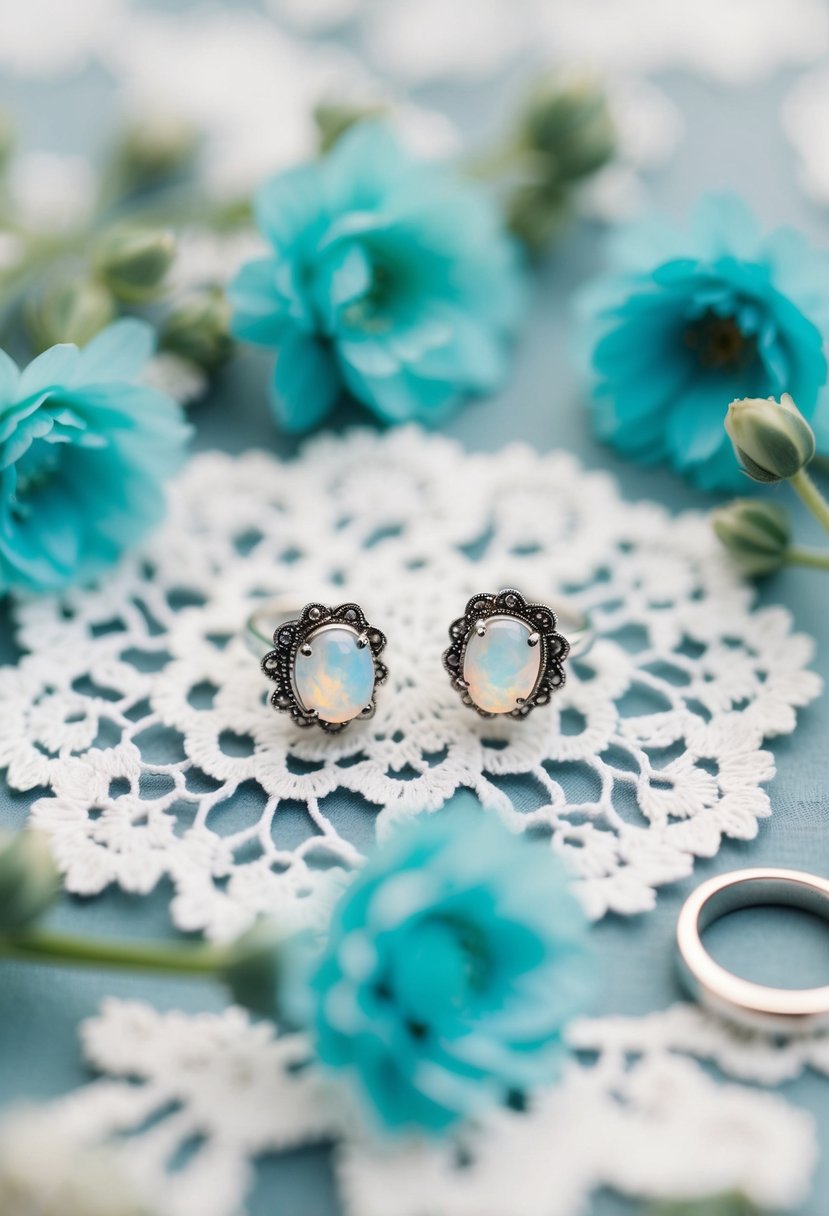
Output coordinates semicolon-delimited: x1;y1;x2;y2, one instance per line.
442;588;591;719
246;598;388;731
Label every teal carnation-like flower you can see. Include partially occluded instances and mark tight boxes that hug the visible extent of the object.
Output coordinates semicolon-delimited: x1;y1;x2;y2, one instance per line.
576;194;829;491
229;123;525;432
0;319;190;594
305;796;594;1133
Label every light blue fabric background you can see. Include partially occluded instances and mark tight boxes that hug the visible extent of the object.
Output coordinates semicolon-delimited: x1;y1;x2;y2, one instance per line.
1;18;829;1215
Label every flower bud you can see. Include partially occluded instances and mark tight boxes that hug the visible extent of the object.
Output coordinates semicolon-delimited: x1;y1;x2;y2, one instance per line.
725;394;816;484
26;275;116;351
712;499;791;576
521;72;616;184
504;73;615;251
161;287;233;369
0;830;59;934
117;113;199;186
95;225;176;303
506;176;570;254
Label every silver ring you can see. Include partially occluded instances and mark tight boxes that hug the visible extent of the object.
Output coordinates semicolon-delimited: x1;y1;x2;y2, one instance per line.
245;596;314;661
247;597;388;732
442;588;593;719
676;867;829;1033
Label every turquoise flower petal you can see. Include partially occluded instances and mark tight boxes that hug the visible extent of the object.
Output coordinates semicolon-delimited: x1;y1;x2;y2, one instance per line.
230;122;525;432
0;323;189;594
1;412;58;469
229;259;291;347
688;192;762;261
322;122;413;214
271;328;340;433
300;796;594;1134
577;192;829;491
77;318;154;382
665;375;738;469
17;344;81;398
254;161;328;253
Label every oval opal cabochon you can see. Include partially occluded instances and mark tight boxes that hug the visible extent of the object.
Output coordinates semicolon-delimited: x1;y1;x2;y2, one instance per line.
463;615;542;714
293;623;376;725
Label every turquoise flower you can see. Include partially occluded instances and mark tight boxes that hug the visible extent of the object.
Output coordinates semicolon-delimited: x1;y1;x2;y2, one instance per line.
229;123;525;432
0;320;190;594
305;796;594;1133
577;194;829;492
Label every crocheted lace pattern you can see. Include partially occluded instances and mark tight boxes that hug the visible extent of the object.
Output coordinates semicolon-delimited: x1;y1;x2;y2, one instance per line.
1;428;819;939
23;997;820;1216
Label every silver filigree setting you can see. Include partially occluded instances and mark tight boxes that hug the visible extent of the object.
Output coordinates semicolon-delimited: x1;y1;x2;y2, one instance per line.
442;588;569;718
262;601;388;732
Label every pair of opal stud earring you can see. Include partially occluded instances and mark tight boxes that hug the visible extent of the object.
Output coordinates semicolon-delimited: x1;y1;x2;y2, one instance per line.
245;589;593;734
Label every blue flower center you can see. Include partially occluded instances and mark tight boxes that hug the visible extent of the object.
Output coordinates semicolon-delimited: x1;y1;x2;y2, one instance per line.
683;309;755;371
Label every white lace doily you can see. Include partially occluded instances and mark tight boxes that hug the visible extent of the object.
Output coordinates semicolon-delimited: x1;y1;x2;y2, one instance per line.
19;997;820;1216
1;428;819;940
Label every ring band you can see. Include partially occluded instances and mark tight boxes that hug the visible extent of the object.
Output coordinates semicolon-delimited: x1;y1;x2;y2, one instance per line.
246;595;594;661
534;595;593;658
676;867;829;1033
245;596;322;660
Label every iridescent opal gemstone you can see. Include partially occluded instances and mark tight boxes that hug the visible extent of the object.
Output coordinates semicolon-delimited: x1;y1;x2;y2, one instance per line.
293;624;375;725
463;615;541;715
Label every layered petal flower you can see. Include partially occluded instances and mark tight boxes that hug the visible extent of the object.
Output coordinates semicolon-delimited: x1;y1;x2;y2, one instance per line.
303;794;594;1133
576;194;829;491
229;123;525;431
0;319;190;593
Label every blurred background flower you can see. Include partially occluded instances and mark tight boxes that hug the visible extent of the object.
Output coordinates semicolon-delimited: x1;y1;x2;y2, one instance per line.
292;796;593;1133
576;194;829;491
0;319;189;593
0;787;592;1140
0;790;594;1137
476;71;618;251
230;123;526;431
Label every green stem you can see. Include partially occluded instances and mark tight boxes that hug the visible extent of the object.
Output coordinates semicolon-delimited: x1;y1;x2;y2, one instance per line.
785;546;829;571
0;928;225;976
790;468;829;539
